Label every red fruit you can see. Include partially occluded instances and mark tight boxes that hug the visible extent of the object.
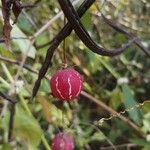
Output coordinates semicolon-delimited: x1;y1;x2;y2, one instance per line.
50;68;83;101
51;132;74;150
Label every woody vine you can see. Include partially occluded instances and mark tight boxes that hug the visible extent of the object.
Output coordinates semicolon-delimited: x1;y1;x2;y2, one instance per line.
0;0;150;149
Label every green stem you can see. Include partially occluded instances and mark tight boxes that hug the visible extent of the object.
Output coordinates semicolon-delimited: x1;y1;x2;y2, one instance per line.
19;94;32;116
18;94;51;150
1;62;14;82
41;135;51;150
0;76;10;87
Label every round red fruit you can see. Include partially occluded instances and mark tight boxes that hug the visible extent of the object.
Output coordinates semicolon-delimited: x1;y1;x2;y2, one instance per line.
50;68;83;101
51;132;74;150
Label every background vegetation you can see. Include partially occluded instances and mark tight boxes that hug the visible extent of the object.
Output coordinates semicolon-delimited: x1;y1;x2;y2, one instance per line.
0;0;150;149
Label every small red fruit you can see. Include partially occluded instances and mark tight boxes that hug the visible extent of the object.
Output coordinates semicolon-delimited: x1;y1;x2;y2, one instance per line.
51;132;74;150
50;68;83;101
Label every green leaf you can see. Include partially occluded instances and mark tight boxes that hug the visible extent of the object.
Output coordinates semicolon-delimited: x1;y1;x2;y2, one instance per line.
1;143;11;150
130;138;150;147
38;96;70;127
0;46;15;59
99;58;120;79
122;84;142;125
83;82;93;93
40;79;50;93
86;50;101;74
14;104;42;148
1;110;10;142
81;11;91;30
131;138;145;146
91;131;106;141
109;87;122;109
10;23;36;58
144;144;150;150
142;112;150;133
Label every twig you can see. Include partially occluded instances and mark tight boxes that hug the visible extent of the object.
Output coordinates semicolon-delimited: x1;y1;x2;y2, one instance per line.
1;62;14;82
78;122;116;150
0;91;16;104
0;91;16;141
8;39;34;95
100;143;137;150
0;55;48;79
0;62;17;141
0;54;146;138
100;14;150;56
8;103;16;141
32;0;81;39
0;37;30;43
32;0;98;99
63;16;67;66
36;40;53;49
1;55;145;138
21;9;38;29
92;7;150;56
1;48;145;138
80;91;145;138
0;56;50;147
58;0;137;56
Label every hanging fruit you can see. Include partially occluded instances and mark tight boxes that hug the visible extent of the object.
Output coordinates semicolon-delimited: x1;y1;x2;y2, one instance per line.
51;132;74;150
50;68;83;101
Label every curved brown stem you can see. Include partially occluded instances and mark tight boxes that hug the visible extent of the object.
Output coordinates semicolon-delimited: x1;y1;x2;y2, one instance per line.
32;0;96;99
58;0;137;56
101;14;150;56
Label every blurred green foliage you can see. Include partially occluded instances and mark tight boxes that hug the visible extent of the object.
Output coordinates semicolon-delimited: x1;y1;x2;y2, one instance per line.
0;0;150;149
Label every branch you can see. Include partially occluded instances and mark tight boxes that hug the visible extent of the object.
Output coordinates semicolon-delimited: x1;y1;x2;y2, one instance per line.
0;91;17;104
81;91;145;138
32;0;96;99
0;55;145;137
31;0;148;98
8;103;16;141
0;55;38;75
0;55;48;80
58;0;137;56
101;143;137;150
36;40;53;49
101;14;150;56
32;0;81;39
1;0;12;47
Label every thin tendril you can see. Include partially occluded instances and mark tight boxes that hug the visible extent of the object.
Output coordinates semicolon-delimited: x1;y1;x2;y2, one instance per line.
63;16;67;68
99;100;150;126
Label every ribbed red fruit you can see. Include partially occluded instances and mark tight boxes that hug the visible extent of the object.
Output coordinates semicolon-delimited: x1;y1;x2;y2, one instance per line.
51;132;74;150
50;68;83;101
